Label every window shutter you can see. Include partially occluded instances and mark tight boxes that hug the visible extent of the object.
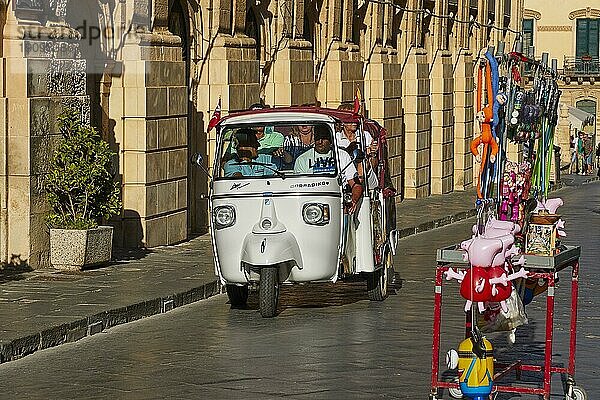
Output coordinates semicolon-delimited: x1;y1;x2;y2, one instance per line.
590;19;599;58
576;19;589;58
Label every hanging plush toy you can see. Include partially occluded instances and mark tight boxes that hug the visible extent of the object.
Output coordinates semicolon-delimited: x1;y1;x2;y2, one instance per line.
446;217;528;313
471;52;500;199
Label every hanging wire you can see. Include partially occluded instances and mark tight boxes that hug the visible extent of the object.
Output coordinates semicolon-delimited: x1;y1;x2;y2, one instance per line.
366;0;524;37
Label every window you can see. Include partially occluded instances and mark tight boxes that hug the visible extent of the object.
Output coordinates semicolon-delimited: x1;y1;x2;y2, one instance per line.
576;19;599;59
522;18;534;56
216;124;340;179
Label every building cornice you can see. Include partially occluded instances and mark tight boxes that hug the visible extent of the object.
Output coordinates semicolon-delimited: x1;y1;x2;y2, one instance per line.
524;9;541;20
569;7;600;20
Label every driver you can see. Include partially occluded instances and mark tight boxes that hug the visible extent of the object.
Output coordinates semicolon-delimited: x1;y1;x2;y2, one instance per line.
223;128;279;177
294;125;363;212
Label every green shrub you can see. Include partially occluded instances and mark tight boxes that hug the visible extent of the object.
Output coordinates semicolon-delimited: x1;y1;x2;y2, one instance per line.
45;108;122;229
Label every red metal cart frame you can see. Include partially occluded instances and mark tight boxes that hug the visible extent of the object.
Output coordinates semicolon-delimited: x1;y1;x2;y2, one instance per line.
429;245;583;400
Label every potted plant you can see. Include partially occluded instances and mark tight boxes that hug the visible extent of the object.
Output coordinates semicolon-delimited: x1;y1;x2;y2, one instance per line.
45;108;122;271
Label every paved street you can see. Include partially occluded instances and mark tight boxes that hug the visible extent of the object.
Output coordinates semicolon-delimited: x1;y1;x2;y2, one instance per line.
0;181;598;399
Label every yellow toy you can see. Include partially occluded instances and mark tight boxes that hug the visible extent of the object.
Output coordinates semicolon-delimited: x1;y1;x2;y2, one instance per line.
457;336;494;400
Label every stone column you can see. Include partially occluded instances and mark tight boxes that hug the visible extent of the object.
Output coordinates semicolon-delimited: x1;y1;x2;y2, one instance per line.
109;31;188;247
264;40;316;106
453;51;475;190
364;47;403;195
556;103;571;166
402;48;431;199
196;34;260;178
317;42;363;108
430;51;454;194
474;0;488;54
1;13;89;268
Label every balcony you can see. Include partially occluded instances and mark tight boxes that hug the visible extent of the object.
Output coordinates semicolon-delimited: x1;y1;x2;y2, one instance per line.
563;56;600;83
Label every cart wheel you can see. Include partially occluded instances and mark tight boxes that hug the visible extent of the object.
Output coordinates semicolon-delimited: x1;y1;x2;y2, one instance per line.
448;386;463;399
259;267;279;318
567;385;588;400
448;377;463;399
367;252;390;301
226;284;249;308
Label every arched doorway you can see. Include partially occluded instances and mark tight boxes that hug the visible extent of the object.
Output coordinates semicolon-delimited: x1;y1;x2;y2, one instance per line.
169;0;208;234
576;99;597;172
245;7;261;61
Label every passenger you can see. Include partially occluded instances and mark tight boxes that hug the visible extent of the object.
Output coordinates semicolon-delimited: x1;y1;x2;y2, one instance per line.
245;102;285;155
223;128;278;177
336;121;379;189
294;125;363;212
274;125;314;169
255;125;285;155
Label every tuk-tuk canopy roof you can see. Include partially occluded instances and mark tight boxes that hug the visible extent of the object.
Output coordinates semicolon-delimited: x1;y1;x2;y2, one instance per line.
218;106;362;126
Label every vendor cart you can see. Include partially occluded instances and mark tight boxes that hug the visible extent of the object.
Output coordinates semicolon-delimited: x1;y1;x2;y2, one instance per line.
430;244;587;400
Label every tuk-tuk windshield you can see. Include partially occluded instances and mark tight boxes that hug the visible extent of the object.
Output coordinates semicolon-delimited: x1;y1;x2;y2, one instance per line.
216;123;340;179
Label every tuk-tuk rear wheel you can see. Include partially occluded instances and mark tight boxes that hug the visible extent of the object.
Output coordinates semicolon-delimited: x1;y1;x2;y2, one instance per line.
259;267;279;318
367;251;391;301
226;284;249;308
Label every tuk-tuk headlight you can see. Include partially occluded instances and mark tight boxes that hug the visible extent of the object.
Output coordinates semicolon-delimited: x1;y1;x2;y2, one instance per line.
213;205;236;229
302;203;330;226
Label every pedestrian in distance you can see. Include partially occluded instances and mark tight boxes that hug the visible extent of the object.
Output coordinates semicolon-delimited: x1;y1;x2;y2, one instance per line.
583;135;594;175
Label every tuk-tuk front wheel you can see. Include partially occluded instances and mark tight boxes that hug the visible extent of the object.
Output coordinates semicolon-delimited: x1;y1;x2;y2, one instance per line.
226;284;249;308
259;267;279;317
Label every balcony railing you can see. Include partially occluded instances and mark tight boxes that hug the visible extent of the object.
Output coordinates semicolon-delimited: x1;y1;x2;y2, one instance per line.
563;56;600;78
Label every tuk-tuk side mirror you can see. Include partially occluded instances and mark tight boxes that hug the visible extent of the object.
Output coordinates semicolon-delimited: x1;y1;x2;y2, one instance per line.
191;153;204;166
190;152;212;179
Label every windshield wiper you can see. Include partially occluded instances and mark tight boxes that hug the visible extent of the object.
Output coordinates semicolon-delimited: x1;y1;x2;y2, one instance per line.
231;161;286;179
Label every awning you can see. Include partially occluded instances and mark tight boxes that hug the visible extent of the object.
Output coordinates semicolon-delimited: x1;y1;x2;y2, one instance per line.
567;106;595;131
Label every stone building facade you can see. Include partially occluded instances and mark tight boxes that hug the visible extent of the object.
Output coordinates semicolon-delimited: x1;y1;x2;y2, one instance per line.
0;0;523;268
523;0;600;165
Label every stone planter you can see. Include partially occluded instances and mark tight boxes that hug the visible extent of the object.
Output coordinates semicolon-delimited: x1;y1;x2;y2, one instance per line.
50;226;114;271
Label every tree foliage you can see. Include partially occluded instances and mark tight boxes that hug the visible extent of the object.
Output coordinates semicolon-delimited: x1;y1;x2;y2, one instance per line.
45;108;121;229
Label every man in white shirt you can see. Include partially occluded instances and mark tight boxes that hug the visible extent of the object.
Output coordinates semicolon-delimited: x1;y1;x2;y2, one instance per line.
294;125;363;212
336;121;379;189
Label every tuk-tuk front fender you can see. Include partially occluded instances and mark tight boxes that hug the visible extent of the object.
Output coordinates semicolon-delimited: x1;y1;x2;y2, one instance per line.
240;231;303;271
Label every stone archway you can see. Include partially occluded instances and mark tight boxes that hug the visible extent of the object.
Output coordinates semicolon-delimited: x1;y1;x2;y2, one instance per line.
168;0;208;234
575;98;598;152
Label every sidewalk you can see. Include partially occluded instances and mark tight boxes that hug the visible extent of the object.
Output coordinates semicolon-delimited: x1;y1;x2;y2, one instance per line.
0;174;596;364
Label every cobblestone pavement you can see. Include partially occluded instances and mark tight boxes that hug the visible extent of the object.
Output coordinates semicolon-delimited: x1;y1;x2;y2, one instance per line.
0;183;486;363
0;177;597;399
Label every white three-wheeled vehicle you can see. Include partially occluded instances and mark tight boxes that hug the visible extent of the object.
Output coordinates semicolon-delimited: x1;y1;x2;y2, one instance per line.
195;107;398;317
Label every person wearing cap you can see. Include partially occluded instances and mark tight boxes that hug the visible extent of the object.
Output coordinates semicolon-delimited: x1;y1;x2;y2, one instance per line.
223;128;279;177
336;120;379;189
294;125;363;212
